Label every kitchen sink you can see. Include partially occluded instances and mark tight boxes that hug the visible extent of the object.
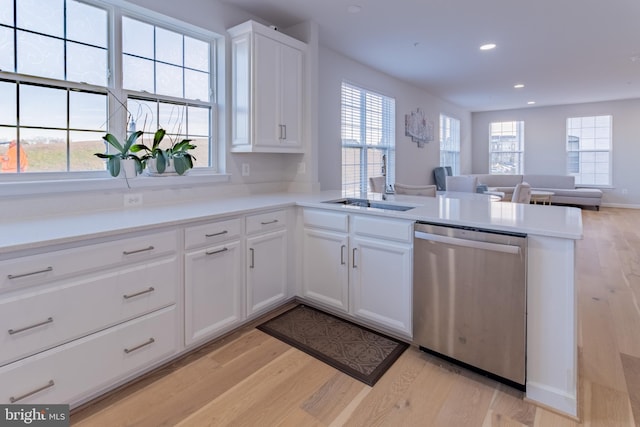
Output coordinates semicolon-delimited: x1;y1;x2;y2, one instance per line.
323;198;415;212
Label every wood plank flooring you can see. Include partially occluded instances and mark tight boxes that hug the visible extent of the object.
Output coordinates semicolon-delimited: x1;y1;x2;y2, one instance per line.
71;207;640;426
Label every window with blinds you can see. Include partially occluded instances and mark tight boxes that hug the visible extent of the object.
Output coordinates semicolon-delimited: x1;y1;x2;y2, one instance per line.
341;82;395;195
440;114;460;175
566;115;612;186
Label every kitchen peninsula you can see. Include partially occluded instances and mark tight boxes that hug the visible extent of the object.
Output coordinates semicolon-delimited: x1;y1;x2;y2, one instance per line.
0;191;582;418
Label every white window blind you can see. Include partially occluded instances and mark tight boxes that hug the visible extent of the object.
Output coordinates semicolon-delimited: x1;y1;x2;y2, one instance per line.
489;121;524;174
341;82;395;195
566;115;611;186
440;114;460;175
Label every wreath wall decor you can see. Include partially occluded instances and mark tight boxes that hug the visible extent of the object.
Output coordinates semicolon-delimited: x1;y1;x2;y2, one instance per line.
405;108;433;148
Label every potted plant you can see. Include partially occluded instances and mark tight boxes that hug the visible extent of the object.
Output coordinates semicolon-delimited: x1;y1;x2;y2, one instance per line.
94;131;144;178
132;128;197;176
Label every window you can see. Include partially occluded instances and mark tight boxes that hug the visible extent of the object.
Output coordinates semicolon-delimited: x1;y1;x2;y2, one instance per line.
439;114;460;175
566;115;611;186
341;82;395;195
489;121;524;174
0;0;216;177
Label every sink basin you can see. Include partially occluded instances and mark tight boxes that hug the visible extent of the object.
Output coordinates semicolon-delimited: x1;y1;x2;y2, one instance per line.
323;198;415;212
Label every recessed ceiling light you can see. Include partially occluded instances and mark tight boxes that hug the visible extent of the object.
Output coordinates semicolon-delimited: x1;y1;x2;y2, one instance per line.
347;5;362;13
527;101;536;105
514;84;525;89
480;43;496;51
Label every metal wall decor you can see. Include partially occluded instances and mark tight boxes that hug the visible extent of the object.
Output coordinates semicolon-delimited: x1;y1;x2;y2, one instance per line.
405;107;433;147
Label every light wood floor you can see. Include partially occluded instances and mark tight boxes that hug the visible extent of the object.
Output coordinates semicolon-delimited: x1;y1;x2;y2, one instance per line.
71;207;640;426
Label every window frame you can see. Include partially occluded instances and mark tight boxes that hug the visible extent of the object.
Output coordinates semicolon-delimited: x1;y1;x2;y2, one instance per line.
566;115;612;187
340;81;395;195
439;114;461;175
488;120;525;175
0;0;223;190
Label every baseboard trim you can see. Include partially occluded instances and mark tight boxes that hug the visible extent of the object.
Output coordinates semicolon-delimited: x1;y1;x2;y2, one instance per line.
601;203;640;209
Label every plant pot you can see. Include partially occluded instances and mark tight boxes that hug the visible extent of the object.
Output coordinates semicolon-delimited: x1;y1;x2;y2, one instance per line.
118;158;138;179
146;158;178;176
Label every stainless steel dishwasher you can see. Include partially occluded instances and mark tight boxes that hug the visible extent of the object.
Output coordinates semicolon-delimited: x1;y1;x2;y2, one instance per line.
413;222;527;390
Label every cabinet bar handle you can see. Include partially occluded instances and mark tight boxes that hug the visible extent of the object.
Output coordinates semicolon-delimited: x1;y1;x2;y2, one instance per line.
124;338;155;354
123;246;154;256
8;317;54;335
249;248;255;268
260;219;278;225
123;287;155;299
279;124;284;140
10;380;55;403
352;248;358;268
7;266;53;280
283;124;287;140
205;230;228;237
206;247;228;256
340;245;346;265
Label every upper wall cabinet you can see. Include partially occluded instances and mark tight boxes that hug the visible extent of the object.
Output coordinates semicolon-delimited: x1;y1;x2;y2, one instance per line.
229;20;306;153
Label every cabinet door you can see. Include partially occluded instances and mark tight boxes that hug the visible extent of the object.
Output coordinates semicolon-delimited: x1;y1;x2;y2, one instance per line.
279;44;303;149
184;241;242;346
350;236;413;337
253;33;280;148
302;228;348;312
247;229;287;316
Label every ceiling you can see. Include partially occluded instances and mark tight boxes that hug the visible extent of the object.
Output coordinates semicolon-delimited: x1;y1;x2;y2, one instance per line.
220;0;640;112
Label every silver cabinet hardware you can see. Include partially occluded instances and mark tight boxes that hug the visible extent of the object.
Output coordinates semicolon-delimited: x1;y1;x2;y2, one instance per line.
124;337;155;354
123;287;155;300
260;219;278;225
249;248;255;268
205;230;228;237
282;124;287;140
278;124;284;140
10;380;55;403
206;247;228;256
340;245;346;265
8;317;54;335
123;246;154;256
352;248;358;268
7;266;53;280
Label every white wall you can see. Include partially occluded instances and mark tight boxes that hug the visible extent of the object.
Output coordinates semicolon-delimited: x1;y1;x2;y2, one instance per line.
318;47;472;191
472;99;640;207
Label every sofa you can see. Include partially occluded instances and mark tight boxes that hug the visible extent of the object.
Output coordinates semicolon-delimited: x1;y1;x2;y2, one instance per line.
471;174;603;210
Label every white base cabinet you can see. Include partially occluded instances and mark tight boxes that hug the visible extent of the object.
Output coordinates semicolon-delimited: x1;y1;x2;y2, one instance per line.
246;229;287;316
301;209;413;337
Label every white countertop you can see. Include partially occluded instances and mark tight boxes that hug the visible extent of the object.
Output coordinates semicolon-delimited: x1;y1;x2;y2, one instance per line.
0;190;583;255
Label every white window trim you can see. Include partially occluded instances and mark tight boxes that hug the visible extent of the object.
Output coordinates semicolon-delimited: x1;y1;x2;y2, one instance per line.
0;0;226;193
488;121;525;175
566;115;613;188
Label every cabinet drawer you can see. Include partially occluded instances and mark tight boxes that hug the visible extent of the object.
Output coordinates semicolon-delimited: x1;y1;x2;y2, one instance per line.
245;210;287;235
303;209;348;232
0;230;178;292
184;217;241;250
0;305;178;406
0;256;178;366
351;215;414;243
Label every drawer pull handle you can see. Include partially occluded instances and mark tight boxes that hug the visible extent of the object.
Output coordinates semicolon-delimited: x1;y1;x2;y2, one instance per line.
260;219;279;225
123;287;155;299
10;380;55;403
8;266;53;280
8;317;54;335
205;230;228;237
206;247;228;256
123;246;154;256
124;338;155;354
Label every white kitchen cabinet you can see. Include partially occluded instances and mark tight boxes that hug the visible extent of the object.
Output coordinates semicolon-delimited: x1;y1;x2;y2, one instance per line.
302;228;349;312
229;20;305;153
301;209;413;337
246;229;288;316
350;235;413;336
184;241;242;346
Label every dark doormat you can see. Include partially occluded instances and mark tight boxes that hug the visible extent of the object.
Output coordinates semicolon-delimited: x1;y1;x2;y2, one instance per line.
256;304;409;386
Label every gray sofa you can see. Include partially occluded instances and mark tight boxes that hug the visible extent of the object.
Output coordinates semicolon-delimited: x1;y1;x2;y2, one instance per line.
471;174;603;210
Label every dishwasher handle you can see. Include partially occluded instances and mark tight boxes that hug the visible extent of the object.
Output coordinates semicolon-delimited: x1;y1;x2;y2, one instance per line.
415;231;521;255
